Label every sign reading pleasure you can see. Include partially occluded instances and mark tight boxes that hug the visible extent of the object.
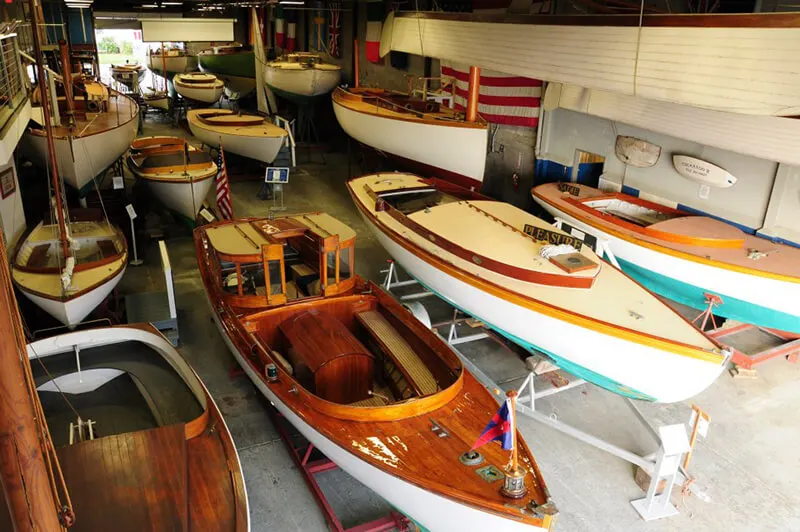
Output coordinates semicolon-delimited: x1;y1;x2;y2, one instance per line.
523;224;583;251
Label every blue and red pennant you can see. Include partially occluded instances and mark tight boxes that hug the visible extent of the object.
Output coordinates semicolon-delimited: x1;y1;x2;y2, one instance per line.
471;399;514;451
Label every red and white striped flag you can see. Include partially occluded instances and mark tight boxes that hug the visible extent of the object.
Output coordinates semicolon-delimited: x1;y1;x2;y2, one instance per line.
216;143;234;220
441;61;542;128
286;22;297;53
365;0;383;63
275;7;285;48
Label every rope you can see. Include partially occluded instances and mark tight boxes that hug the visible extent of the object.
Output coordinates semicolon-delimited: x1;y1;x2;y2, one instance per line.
632;0;645;97
539;243;578;259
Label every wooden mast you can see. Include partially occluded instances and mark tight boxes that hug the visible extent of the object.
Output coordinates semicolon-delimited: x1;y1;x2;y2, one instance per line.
29;0;70;261
466;66;480;123
58;39;75;126
0;231;63;530
160;42;167;92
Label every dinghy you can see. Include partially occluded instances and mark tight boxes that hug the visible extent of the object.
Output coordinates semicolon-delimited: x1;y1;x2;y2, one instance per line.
332;87;488;188
532;182;800;334
349;173;729;403
128;136;217;220
110;63;145;89
264;53;342;104
147;47;198;74
24;80;139;191
194;214;557;532
199;44;256;98
142;88;170;110
187;109;287;164
175;72;225;104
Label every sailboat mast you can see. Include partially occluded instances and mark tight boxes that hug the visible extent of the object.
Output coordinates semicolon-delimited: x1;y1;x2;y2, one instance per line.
29;0;70;260
0;235;63;530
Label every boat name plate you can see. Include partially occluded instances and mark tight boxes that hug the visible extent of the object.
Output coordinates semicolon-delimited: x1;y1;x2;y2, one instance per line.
523;225;583;251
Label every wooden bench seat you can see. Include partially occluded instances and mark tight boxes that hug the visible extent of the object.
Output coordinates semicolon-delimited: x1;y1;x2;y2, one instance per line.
356;310;439;396
26;243;51;268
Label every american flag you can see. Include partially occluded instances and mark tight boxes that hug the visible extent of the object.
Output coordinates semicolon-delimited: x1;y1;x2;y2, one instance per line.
441;61;542;128
216;144;234;220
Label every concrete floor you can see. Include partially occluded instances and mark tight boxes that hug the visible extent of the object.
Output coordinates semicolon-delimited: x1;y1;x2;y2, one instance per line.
120;113;800;532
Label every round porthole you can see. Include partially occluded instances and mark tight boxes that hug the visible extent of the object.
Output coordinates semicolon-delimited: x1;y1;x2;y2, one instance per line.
472;256;482;265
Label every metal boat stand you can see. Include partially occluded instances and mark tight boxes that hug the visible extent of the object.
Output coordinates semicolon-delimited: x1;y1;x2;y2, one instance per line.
380;260;712;521
263;404;415;532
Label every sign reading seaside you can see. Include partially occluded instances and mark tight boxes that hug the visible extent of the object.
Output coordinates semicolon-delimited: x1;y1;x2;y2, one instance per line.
523;224;583;251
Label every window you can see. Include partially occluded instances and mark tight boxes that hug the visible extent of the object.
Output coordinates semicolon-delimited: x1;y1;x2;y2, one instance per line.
268;260;283;296
326;251;337;286
339;246;352;280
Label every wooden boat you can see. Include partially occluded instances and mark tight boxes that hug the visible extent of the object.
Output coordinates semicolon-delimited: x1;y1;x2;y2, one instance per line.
349;173;729;403
142;88;170;110
532;182;800;334
264;53;341;104
187;109;287;164
194;214;557;531
110;63;145;89
24;80;139;191
175;72;225;104
199;44;256;98
127;136;217;220
332;87;488;189
147;48;198;74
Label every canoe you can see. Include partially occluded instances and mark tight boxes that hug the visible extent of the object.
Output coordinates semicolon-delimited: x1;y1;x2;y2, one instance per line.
23;83;139;191
22;324;249;531
147;50;198;74
11;214;128;328
532;182;800;333
264;53;341;104
128;136;217;220
332;87;488;189
349;173;729;403
199;45;256;98
175;72;225;104
187;109;287;164
194;214;557;532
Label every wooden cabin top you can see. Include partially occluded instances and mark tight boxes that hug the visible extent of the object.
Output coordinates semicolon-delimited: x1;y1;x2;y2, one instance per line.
176;73;223;87
533;182;800;281
188;109;288;138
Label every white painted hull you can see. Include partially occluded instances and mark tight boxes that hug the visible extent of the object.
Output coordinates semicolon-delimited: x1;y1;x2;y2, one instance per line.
264;66;341;98
142;177;215;219
147;55;198;74
17;264;126;328
188;122;283;164
145;96;170;110
207;294;546;532
23;116;138;190
333;98;487;183
535;200;799;325
175;83;224;104
360;213;725;403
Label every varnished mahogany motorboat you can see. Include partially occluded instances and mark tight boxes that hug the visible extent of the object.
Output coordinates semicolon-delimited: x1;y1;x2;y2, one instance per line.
187;109;287;164
128;136;217;220
533;182;800;334
195;213;557;532
332;86;489;188
349;173;730;403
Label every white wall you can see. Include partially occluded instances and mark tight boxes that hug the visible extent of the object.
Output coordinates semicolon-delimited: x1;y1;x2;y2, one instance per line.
0;159;26;247
761;164;800;244
541;108;779;232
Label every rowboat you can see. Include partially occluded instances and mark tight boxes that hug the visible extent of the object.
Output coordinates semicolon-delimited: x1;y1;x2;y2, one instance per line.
264;53;341;104
24;81;139;191
194;214;557;531
199;44;256;98
142;88;170;110
187;109;287;164
175;72;225;104
332;87;489;189
147;48;198;74
532;182;800;334
110;63;145;89
349;173;729;403
127;136;217;220
12;214;128;327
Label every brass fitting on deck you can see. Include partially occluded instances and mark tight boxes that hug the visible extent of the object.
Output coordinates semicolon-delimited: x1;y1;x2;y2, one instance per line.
500;464;528;499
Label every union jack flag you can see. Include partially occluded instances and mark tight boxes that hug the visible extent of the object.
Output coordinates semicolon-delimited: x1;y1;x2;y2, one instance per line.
471;398;514;451
328;2;341;58
215;143;234;220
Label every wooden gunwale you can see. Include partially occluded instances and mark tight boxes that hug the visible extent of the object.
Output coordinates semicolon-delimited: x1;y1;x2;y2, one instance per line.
333;87;488;130
133;168;216;184
367;186;596;289
351;179;726;363
532;186;800;284
195;232;553;526
195;110;264;127
565;193;744;249
28;88;139;140
13;257;126;303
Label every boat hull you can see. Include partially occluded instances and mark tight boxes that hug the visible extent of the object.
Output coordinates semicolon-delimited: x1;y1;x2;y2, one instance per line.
147;55;198;74
332;97;487;187
199;53;256;97
357;211;726;403
17;264;126;328
264;66;341;103
188;121;283;164
206;293;547;532
140;176;215;220
175;82;224;104
535;200;800;333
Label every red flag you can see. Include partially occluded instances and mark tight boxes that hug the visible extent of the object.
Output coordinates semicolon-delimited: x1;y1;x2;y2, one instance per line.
365;0;383;63
471;398;514;451
215;143;234;220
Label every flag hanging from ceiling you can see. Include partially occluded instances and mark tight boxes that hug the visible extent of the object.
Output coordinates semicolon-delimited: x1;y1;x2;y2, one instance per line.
441;61;542;128
328;1;341;58
470;398;514;451
216;144;234;220
287;21;297;52
365;0;383;63
275;7;285;49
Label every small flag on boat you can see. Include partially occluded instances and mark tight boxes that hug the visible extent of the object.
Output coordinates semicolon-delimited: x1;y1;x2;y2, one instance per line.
215;142;234;220
471;398;514;451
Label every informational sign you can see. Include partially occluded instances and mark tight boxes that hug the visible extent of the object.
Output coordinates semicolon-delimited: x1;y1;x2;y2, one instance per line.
125;204;137;220
112;176;124;190
265;167;290;184
559;221;598;252
523;224;583;251
199;208;215;223
557;182;580;196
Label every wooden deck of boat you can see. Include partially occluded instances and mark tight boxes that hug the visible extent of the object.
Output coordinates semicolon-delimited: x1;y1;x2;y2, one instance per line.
188;109;287;138
32;90;138;139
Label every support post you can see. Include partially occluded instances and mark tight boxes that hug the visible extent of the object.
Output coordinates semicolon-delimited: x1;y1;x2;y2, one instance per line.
58;39;74;125
466;66;480;122
353;39;360;88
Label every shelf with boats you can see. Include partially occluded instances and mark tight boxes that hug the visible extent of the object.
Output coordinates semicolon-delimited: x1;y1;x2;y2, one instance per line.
194;213;557;531
348;172;730;403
